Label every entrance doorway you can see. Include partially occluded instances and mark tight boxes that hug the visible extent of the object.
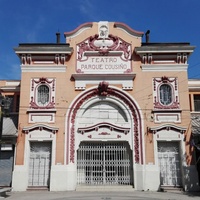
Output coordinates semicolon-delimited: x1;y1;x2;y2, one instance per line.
158;141;182;186
0;146;14;186
77;141;133;186
28;142;52;188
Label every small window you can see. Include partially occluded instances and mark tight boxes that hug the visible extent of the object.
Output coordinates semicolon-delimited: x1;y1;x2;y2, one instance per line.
159;84;172;105
37;85;49;106
194;95;200;111
16;95;20;112
5;95;14;112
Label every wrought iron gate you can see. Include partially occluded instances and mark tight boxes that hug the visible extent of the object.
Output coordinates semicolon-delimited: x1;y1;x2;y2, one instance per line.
158;142;182;186
28;142;52;187
77;142;133;185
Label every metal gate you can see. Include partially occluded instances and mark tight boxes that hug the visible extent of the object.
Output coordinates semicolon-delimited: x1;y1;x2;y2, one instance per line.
28;142;52;187
0;150;14;186
77;142;133;185
158;142;182;186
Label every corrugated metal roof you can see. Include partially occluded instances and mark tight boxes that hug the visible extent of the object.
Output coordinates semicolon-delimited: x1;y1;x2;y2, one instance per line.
2;115;18;136
191;116;200;135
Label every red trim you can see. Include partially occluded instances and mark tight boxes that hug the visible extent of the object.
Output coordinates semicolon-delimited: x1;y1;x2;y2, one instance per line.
64;22;93;37
114;22;144;36
66;86;143;164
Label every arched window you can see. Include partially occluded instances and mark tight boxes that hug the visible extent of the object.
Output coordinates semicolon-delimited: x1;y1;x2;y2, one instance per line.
159;84;172;105
37;85;49;106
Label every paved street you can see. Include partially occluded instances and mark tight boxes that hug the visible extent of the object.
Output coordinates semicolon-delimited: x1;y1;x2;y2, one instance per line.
1;191;200;200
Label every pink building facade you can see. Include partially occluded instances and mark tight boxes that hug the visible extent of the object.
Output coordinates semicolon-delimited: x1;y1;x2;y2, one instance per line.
9;21;199;191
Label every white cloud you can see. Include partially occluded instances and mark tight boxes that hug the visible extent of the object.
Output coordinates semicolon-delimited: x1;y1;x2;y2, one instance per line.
79;0;97;19
25;15;46;42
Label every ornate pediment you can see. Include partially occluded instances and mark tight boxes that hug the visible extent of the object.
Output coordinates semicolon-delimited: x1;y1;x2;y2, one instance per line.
77;34;131;60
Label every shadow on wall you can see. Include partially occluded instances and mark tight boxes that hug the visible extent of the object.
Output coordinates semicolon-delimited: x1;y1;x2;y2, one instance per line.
183;164;199;192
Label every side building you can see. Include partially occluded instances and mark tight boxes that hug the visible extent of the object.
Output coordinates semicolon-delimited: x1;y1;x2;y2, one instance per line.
10;21;199;191
0;80;20;187
188;79;200;185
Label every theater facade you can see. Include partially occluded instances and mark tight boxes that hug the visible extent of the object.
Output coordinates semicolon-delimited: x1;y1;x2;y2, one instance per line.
11;21;199;191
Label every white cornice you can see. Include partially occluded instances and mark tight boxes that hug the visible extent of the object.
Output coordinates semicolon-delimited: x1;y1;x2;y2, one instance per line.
15;50;72;54
71;73;136;90
141;64;188;71
21;65;66;72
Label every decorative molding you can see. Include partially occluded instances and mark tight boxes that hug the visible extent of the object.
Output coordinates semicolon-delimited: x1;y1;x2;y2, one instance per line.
97;81;109;96
141;64;188;71
87;134;122;139
153;76;179;110
77;34;131;61
71;73;135;91
21;65;66;72
148;124;186;134
67;84;142;164
30;77;56;109
29;113;55;123
78;122;130;135
31;77;55;91
22;124;59;134
153;112;181;123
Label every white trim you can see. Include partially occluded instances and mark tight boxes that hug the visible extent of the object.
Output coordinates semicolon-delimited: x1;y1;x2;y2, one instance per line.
33;61;55;64
153;129;185;166
15;50;72;54
65;86;145;189
22;124;59;132
21;65;66;72
153;128;186;190
141;64;188;71
23;128;56;189
72;74;135;91
136;50;194;54
153;60;175;63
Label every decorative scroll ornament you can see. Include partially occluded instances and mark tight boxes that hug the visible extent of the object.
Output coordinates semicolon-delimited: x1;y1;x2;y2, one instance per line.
77;34;131;60
30;77;56;109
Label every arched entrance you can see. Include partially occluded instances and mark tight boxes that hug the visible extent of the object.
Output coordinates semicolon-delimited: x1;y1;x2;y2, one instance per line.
65;83;143;188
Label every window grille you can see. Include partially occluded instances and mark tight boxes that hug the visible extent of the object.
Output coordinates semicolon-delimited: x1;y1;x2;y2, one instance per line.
77;142;133;186
37;85;49;106
159;84;172;105
194;95;200;111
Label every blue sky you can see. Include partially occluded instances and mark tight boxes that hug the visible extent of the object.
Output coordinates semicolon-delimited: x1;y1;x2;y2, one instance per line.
0;0;200;80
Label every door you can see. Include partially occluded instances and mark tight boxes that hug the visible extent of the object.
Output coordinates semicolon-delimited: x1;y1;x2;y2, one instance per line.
77;142;133;185
158;141;182;186
0;149;14;186
28;142;52;187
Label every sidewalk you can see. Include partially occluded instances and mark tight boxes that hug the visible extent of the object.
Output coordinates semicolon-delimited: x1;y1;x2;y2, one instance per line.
2;190;200;200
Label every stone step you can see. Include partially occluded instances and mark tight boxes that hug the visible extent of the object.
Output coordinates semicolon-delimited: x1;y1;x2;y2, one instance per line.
159;186;184;193
27;186;48;191
76;185;134;191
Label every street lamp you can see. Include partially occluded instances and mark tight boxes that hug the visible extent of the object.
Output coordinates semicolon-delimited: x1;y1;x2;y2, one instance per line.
0;95;11;158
